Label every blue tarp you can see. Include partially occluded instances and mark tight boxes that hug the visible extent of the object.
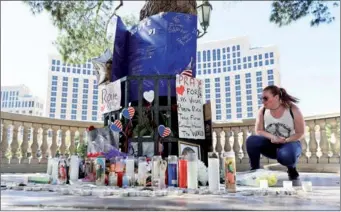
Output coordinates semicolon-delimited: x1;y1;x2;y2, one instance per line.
110;16;129;81
111;12;197;102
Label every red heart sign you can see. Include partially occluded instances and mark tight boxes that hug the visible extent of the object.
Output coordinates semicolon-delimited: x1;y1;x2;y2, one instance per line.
176;85;185;95
100;105;105;112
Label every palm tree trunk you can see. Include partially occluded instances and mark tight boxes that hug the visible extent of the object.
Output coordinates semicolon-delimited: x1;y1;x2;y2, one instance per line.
139;0;197;20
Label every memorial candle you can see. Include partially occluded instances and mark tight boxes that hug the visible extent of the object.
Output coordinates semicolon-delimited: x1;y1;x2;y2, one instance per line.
152;156;162;187
125;156;135;186
138;157;147;186
167;155;178;187
186;153;198;189
69;155;79;182
178;156;187;188
115;156;124;187
208;152;220;192
223;151;236;193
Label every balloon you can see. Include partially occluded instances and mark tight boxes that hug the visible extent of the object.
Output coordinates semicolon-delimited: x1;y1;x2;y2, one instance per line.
110;120;123;132
143;90;155;103
158;125;171;138
91;49;112;85
122;107;135;120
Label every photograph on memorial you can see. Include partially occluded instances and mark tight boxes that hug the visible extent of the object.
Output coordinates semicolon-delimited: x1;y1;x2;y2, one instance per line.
178;140;201;160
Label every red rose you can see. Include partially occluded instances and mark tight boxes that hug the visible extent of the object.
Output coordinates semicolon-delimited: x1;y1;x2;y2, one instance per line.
88;126;96;131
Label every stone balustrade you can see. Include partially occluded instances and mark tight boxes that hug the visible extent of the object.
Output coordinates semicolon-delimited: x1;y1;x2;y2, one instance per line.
212;113;340;173
0;111;339;173
0;112;102;173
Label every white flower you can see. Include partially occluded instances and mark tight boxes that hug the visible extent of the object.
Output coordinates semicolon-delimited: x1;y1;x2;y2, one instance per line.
197;160;208;186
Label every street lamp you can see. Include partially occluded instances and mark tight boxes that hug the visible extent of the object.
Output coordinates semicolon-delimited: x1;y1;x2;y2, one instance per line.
197;0;213;38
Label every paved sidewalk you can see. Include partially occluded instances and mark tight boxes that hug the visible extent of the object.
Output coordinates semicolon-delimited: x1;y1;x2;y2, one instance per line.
1;172;340;211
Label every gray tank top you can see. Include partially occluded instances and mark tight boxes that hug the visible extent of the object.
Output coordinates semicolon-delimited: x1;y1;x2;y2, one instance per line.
264;108;295;138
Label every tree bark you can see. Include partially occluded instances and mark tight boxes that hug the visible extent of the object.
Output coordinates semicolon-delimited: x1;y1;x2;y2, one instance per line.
139;0;197;21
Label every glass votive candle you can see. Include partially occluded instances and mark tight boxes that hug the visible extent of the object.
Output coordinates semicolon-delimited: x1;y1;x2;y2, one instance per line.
125;156;135;186
152;155;162;187
138;157;147;186
178;156;187;188
208;152;220;192
186;153;198;190
167;155;178;187
283;181;293;189
259;180;268;189
302;181;313;192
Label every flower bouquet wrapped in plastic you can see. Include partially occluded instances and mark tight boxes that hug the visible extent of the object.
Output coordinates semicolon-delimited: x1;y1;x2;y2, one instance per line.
236;169;279;187
86;125;120;158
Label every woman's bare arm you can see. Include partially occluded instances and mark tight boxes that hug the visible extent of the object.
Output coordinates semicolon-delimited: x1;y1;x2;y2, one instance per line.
255;106;276;140
284;104;305;142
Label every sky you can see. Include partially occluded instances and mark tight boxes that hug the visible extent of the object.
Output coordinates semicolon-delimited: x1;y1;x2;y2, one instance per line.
1;1;340;116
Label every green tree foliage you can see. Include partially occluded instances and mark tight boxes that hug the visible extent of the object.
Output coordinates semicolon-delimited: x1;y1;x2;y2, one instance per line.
23;1;138;64
24;1;338;64
270;0;339;27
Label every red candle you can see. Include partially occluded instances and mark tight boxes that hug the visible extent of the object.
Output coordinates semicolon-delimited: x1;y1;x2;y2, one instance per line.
117;172;123;187
178;158;187;188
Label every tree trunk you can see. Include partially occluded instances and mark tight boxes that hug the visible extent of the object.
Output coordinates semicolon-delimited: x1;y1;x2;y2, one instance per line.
139;0;197;21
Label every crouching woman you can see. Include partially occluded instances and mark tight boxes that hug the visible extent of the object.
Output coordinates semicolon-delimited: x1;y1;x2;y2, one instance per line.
246;85;305;181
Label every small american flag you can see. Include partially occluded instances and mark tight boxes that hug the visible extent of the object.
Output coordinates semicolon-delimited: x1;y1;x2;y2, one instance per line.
180;69;193;77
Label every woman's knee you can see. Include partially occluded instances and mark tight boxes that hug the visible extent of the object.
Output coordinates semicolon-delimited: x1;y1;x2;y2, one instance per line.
246;135;266;150
277;148;298;166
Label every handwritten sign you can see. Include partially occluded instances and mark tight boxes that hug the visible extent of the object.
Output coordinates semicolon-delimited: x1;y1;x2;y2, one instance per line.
176;74;205;139
99;80;121;114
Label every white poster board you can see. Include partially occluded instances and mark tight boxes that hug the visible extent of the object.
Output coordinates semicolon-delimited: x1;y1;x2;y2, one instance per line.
176;74;205;139
99;80;121;114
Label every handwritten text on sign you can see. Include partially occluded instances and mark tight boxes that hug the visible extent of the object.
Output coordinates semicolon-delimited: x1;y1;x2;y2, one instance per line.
99;80;121;114
176;75;205;139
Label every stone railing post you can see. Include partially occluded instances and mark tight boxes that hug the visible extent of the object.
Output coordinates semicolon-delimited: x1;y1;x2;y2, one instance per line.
40;125;51;163
308;121;318;163
31;124;41;164
241;127;250;163
328;119;340;163
69;128;77;155
299;125;310;163
10;122;21;164
227;129;234;152
21;123;31;164
317;120;328;164
1;121;10;163
232;128;239;160
237;130;244;161
212;131;217;152
59;127;68;156
50;126;59;158
79;129;85;146
219;130;226;154
215;129;222;153
224;129;232;152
